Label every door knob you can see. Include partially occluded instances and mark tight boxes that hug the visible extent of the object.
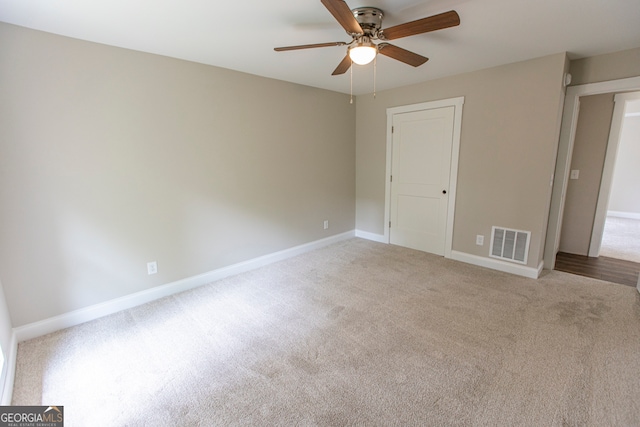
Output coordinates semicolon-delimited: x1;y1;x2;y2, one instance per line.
442;190;447;194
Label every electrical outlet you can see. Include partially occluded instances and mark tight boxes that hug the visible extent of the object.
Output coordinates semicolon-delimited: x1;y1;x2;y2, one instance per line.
147;261;158;275
476;235;484;246
323;220;329;230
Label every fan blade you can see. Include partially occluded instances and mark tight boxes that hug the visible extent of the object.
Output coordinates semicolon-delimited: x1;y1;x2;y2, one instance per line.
321;0;363;35
332;55;352;75
274;42;347;52
381;10;460;40
378;43;429;67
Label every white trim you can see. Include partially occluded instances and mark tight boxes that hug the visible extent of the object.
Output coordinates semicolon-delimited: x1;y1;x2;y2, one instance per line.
544;76;640;270
384;97;464;258
544;90;578;270
383;115;393;244
607;210;640;220
14;231;355;342
451;250;543;279
445;99;464;259
0;332;17;405
355;229;386;243
589;91;640;257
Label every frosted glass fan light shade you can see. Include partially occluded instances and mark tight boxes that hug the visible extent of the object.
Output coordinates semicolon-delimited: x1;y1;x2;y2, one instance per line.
349;44;377;65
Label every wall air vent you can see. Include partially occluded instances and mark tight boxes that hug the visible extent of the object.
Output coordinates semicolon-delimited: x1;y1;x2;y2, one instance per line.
489;226;530;265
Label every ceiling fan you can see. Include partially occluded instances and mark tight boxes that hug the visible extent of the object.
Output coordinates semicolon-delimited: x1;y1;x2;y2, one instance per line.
274;0;460;75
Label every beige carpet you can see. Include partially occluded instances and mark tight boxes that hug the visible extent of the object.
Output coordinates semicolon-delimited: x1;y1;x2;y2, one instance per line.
600;216;640;263
12;239;640;426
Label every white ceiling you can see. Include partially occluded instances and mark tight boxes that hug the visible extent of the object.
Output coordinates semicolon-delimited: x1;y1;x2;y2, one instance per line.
1;0;639;95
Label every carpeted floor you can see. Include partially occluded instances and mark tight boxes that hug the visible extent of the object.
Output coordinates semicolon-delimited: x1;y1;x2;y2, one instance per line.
600;216;640;263
12;239;640;426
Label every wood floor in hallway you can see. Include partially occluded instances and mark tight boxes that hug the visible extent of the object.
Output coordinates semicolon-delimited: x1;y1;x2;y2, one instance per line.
555;252;640;287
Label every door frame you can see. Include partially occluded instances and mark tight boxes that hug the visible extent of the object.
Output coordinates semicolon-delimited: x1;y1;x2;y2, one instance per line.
543;76;640;269
384;97;464;258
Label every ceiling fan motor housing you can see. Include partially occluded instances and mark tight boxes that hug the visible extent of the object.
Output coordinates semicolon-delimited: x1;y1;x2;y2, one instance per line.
352;7;383;35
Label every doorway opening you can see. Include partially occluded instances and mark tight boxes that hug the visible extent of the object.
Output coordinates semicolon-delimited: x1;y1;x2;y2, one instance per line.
589;93;640;263
545;78;640;287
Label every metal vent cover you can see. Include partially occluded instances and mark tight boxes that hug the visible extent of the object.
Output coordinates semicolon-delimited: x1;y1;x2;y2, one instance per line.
490;226;530;265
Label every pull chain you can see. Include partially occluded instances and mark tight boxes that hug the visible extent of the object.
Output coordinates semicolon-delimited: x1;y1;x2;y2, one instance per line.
350;60;353;104
373;56;377;99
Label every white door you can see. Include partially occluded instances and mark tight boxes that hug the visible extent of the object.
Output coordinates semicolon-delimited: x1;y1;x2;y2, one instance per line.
390;106;454;255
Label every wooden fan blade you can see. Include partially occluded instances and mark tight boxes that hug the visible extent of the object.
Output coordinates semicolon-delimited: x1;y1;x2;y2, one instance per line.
381;10;460;40
321;0;363;35
332;54;352;75
274;42;347;52
378;43;429;67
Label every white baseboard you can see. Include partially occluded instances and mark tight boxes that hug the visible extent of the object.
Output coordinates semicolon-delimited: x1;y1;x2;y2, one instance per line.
354;234;544;279
607;211;640;220
450;250;543;279
1;331;17;405
14;231;355;343
355;229;387;243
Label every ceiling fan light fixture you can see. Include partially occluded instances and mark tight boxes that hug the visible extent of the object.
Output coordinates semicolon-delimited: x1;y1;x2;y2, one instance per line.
349;40;377;65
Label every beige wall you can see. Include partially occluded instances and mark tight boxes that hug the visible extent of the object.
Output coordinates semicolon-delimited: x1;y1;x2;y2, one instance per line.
356;53;568;269
559;94;614;255
570;47;640;86
0;23;356;326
